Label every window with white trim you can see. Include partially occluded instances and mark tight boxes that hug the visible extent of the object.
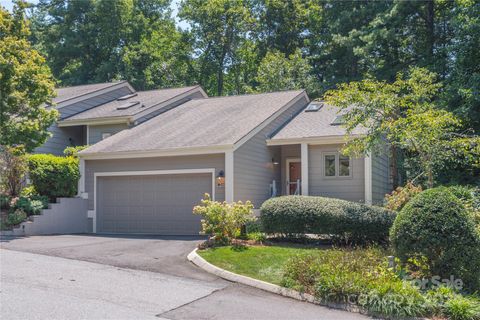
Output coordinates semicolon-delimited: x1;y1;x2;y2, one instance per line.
323;153;351;178
101;132;112;140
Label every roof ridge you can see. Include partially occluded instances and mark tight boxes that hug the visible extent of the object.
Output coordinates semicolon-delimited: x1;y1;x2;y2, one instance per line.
133;85;199;94
202;89;305;101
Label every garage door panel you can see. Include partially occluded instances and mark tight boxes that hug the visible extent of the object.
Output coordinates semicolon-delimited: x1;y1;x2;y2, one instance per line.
97;173;211;235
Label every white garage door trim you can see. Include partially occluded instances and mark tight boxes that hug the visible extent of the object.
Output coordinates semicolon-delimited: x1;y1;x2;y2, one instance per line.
93;168;216;233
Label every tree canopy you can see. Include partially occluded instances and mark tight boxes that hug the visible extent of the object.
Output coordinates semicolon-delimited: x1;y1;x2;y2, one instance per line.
0;1;57;151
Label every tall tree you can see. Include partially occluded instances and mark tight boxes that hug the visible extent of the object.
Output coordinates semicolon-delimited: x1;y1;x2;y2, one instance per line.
179;0;255;96
325;67;479;188
255;49;316;94
31;0;191;88
0;1;57;151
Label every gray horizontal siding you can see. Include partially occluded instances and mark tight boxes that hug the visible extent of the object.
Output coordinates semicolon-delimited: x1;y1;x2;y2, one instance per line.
233;96;308;208
59;86;133;120
308;144;365;202
88;123;129;145
372;152;392;205
34;125;85;155
84;154;225;211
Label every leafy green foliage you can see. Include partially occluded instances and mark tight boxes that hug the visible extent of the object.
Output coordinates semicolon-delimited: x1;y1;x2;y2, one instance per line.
193;193;254;244
325;67;480;187
0;2;57;151
390;187;480;291
260;196;395;244
384;182;422;211
0;193;11;210
0;146;27;197
63;145;89;158
10;197;46;216
27;154;80;201
6;209;27;226
255;49;316;95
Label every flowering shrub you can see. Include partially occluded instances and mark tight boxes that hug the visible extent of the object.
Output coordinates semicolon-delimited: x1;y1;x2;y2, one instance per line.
193;193;254;244
384;181;422;211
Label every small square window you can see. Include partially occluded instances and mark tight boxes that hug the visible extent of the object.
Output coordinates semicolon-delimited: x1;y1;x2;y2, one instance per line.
324;155;336;176
339;155;350;176
102;133;112;140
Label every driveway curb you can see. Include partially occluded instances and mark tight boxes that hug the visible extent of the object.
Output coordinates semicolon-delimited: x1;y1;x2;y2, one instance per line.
187;248;363;315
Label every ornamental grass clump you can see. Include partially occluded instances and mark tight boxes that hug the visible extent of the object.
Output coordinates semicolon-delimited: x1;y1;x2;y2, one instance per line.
193;193;254;245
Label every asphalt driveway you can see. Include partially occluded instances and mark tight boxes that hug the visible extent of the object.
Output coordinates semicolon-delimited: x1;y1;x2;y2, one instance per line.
1;235;370;319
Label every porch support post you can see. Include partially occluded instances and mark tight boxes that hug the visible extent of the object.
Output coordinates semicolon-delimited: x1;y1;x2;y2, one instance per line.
364;154;373;205
301;143;309;195
225;150;234;202
78;158;85;197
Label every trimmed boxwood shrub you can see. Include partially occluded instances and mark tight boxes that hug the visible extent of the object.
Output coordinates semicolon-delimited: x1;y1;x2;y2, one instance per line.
27;154;80;201
390;187;480;291
260;196;395;244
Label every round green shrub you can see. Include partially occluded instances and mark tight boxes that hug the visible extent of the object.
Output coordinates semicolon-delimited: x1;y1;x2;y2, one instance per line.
27;154;80;201
260;196;395;244
6;209;27;226
390;187;480;292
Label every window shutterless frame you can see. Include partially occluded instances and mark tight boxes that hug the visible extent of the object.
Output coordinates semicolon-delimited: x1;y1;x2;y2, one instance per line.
322;152;352;179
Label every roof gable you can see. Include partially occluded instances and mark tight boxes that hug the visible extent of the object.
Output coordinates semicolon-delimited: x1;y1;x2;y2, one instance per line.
80;90;306;157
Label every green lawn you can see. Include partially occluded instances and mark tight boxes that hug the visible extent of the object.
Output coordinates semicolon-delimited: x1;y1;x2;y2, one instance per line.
198;245;326;285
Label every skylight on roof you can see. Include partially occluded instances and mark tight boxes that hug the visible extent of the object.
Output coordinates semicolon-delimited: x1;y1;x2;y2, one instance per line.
331;114;346;125
305;102;323;112
116;101;140;110
117;93;138;101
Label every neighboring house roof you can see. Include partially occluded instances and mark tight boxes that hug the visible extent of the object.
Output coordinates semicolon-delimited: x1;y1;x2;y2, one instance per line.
61;86;203;122
268;101;366;144
53;81;128;104
80;90;306;156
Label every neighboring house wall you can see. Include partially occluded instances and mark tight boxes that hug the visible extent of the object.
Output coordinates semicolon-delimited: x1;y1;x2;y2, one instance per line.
371;152;391;204
233;97;308;208
87;123;129;145
35;125;85;155
308;144;365;202
84;154;225;231
58;86;133;120
34;86;132;155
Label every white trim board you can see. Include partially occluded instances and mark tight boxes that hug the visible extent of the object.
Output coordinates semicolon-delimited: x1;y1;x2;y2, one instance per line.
92;168;216;233
80;145;232;160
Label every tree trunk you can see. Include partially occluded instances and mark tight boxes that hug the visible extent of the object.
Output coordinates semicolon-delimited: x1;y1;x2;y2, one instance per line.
391;145;399;188
425;0;435;61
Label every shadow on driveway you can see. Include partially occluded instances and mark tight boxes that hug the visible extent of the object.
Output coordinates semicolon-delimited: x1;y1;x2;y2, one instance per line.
0;234;216;281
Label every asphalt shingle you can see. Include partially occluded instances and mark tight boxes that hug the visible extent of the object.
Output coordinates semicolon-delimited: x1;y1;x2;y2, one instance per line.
64;86;201;121
54;81;127;104
81;90;305;154
270;102;366;140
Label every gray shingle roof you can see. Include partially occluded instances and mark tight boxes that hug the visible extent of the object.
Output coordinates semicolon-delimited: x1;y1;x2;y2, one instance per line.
81;90;305;155
63;86;201;121
54;81;127;104
270;102;366;141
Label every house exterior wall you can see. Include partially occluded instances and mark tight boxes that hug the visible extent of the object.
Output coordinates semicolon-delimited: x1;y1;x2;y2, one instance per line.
280;144;301;195
35;125;85;155
84;154;225;231
308;144;365;202
34;86;132;155
233;96;308;208
88;123;129;145
371;152;391;204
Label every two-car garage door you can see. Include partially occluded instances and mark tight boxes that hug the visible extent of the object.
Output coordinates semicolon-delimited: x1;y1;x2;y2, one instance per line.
96;172;212;235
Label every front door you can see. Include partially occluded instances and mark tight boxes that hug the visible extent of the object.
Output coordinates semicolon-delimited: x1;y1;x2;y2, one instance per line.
287;159;301;195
